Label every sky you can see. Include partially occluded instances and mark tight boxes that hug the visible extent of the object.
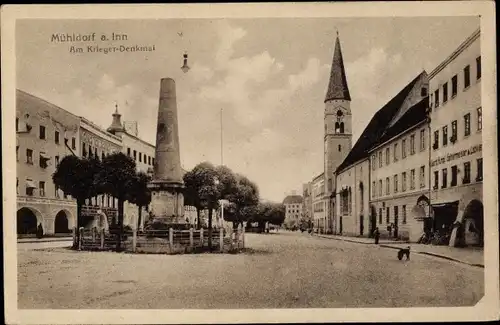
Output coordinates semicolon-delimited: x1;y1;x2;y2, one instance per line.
16;17;480;202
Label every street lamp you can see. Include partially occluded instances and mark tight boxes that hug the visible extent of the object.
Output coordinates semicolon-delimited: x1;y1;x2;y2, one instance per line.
181;52;190;73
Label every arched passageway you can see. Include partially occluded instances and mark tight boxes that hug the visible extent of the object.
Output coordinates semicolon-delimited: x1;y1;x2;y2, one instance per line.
54;210;71;234
17;207;40;235
462;199;484;247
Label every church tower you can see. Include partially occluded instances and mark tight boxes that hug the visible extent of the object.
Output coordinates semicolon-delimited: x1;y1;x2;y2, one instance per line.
324;32;352;200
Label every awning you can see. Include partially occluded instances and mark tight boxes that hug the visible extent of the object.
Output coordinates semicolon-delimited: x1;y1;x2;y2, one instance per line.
40;152;51;160
432;201;459;208
26;180;37;189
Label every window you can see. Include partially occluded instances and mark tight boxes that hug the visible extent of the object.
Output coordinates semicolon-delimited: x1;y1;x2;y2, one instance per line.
442;126;448;146
433;130;439;149
26;149;33;164
451;75;458;97
394;175;398;193
451;120;457;142
385;177;390;195
476;158;483;181
430;93;433;108
94;148;98;158
442;83;448;103
372;155;376;170
152;158;155;166
394;206;398;224
379;208;383;224
101;152;105;160
17;178;19;194
434;89;439;107
378;180;382;197
127;147;131;156
139;152;142;163
39;181;45;197
148;156;151;165
410;169;415;190
338;145;341;152
133;150;137;160
39;125;46;140
378;151;382;168
88;145;93;158
55;155;60;166
420;129;426;151
394;143;398;162
16;118;19;132
402;172;407;192
26;180;34;196
433;171;439;189
464;65;470;89
476;56;481;80
402;139;407;158
464;113;471;136
385;147;390;165
442;168;448;188
372;181;376;197
55;131;60;144
386;207;390;224
477;107;482;131
402;205;407;224
451;165;458;186
71;137;76;150
420;166;425;188
421;87;428;97
463;162;471;184
410;134;415;155
55;185;60;198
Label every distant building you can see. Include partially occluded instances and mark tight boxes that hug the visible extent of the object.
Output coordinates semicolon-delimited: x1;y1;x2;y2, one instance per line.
428;28;482;247
311;173;326;232
283;192;303;228
16;90;79;235
302;182;313;223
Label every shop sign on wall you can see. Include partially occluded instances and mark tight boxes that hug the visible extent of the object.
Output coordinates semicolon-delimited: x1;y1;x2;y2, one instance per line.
431;144;482;167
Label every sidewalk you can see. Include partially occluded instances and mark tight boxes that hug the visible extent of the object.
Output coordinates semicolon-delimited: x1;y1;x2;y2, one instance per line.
316;234;484;268
17;236;73;244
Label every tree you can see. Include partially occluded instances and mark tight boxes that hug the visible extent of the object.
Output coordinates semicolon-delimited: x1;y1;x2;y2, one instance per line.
183;162;214;229
99;152;137;251
52;155;102;248
226;174;259;227
128;171;152;231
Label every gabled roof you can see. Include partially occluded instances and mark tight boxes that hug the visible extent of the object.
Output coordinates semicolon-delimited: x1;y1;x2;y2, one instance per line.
336;72;425;173
283;195;303;205
325;34;351;102
375;97;429;146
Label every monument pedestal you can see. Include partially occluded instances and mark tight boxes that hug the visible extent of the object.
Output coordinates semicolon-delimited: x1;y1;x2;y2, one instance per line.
148;181;185;224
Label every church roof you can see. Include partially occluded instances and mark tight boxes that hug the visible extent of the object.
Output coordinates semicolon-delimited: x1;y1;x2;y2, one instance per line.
336;72;425;173
376;97;429;145
325;34;351;102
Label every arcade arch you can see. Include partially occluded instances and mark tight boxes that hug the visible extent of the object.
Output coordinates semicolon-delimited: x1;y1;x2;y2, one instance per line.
17;207;43;235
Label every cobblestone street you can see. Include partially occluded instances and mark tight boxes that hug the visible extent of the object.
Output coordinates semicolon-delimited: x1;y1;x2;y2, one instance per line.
18;232;484;309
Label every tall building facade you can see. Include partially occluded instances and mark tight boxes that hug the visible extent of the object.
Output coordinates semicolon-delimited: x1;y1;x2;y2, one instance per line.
322;33;353;233
428;28;483;247
311;172;326;231
16;90;79;235
79;117;122;229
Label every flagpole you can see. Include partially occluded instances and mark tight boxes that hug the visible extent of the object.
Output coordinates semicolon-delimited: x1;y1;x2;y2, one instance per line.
220;107;224;228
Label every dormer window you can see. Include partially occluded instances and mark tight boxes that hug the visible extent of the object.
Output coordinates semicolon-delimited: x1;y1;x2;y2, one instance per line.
421;87;428;97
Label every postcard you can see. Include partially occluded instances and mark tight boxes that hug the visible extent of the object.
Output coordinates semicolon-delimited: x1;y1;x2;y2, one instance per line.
2;2;498;324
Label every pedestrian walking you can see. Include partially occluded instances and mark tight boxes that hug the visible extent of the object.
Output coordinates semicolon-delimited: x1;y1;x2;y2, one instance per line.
373;227;380;245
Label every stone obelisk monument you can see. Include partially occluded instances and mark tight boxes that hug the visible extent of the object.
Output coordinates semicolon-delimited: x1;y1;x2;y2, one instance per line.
148;78;185;223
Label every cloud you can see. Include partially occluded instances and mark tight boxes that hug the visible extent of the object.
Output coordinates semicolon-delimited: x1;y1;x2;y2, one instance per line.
214;20;247;68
